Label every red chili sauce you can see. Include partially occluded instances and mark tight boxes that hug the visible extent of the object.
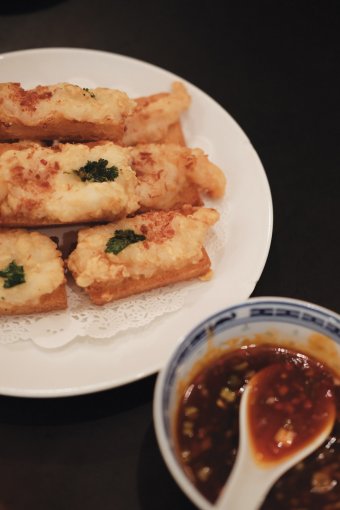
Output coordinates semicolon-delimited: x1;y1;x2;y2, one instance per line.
175;344;340;509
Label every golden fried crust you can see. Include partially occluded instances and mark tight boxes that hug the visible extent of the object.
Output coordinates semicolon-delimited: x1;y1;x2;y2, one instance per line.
0;283;67;315
122;83;191;146
159;184;203;210
136;182;203;213
84;248;211;305
134;92;167;108
134;92;186;145
161;121;186;146
130;144;209;212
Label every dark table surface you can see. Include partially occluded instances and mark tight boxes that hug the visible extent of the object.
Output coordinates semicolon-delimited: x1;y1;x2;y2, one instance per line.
0;1;339;509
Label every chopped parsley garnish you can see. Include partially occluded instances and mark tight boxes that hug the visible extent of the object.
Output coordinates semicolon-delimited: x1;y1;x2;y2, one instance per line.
105;230;146;255
0;260;25;289
74;159;119;182
82;87;96;98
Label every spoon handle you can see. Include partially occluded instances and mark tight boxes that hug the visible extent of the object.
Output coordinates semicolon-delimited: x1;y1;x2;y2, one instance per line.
215;371;336;510
215;448;269;510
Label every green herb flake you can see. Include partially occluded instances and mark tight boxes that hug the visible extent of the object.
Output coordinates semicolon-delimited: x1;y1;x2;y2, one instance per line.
0;260;25;289
105;230;146;255
82;87;96;98
74;159;119;182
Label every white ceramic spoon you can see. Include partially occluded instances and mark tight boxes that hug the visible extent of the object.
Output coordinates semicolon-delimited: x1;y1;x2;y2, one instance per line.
215;366;336;510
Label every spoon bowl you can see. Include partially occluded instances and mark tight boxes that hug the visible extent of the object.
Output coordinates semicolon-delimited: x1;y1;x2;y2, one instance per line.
215;363;336;510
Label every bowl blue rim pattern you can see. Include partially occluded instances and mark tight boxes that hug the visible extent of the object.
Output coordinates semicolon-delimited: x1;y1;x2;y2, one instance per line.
162;298;340;436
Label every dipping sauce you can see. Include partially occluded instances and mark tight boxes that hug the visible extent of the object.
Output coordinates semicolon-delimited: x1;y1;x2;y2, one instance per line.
175;344;340;508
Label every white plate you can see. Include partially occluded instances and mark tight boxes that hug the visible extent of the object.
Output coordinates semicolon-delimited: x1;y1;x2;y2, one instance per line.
0;48;273;397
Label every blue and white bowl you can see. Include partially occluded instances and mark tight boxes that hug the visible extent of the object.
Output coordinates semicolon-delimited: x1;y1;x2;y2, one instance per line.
153;297;340;510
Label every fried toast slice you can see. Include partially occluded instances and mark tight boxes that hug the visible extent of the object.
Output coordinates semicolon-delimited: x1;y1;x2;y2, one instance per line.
0;82;135;142
0;229;67;315
0;142;139;226
67;206;219;305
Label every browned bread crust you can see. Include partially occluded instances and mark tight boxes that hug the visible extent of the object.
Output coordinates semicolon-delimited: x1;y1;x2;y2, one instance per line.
0;217;118;228
83;248;211;305
0;119;126;143
0;283;67;315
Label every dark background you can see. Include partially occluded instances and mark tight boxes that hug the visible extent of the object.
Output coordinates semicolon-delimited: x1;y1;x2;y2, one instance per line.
0;1;339;509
